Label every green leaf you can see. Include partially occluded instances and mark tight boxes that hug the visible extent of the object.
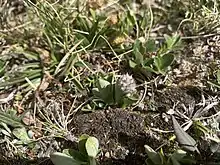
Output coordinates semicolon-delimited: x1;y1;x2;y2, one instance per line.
154;54;174;73
127;9;136;25
88;20;99;42
8;109;17;116
154;57;161;72
160;54;175;70
217;70;220;84
168;150;196;165
92;88;100;94
78;134;90;155
50;152;86;165
76;16;90;32
133;40;144;65
172;116;199;153
145;40;157;52
93;85;114;104
145;158;156;165
164;34;181;50
170;157;181;165
114;84;124;104
144;145;163;165
121;96;138;108
171;150;187;162
12;127;31;143
159;148;166;165
92;77;116;105
89;157;97;165
0;111;23;128
136;51;144;65
63;149;88;162
89;9;96;20
98;78;110;89
193;120;210;135
0;60;6;75
144;58;154;67
102;85;115;104
129;60;137;68
85;137;99;158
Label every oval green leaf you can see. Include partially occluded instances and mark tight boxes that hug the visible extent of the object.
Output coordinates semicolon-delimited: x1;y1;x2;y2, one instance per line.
85;137;99;158
50;152;86;165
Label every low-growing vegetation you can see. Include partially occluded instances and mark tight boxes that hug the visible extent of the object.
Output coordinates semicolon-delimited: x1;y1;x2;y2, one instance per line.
0;0;220;165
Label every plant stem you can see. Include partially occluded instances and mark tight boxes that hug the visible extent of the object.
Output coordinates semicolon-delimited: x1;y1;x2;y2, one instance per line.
89;157;96;165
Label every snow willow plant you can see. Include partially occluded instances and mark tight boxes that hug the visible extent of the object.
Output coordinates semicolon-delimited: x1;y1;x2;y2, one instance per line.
91;74;138;108
145;145;196;165
129;33;181;76
50;134;100;165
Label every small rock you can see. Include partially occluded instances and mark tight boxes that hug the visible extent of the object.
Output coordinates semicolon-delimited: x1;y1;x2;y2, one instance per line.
28;130;34;139
105;152;110;158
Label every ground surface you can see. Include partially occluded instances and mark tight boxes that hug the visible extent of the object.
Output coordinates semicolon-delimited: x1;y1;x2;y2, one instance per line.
0;0;220;165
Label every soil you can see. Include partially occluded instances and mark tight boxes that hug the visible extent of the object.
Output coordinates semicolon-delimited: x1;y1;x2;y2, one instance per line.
0;86;219;165
71;109;150;165
1;1;220;165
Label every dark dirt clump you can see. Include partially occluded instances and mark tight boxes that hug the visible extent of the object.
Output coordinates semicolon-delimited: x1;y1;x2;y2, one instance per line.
154;87;198;112
70;109;160;165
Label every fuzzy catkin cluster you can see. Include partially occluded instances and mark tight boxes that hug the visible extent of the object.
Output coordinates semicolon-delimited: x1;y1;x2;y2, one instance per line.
117;73;137;95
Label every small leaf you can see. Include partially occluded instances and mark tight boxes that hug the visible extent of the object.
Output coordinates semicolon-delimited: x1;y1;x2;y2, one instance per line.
171;149;187;161
93;84;114;104
164;34;181;50
127;9;136;25
154;57;162;72
98;78;110;89
145;40;157;52
160;54;175;70
89;9;96;20
63;149;88;162
135;51;144;66
129;60;137;68
172;116;199;153
114;84;124;104
169;150;196;165
145;158;156;165
0;111;23;128
78;134;90;155
170;157;181;165
8;109;17;116
88;20;99;42
50;152;86;165
12;127;31;143
0;60;6;76
85;137;99;158
154;54;174;74
217;70;220;84
144;58;154;67
133;40;144;65
144;145;163;165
